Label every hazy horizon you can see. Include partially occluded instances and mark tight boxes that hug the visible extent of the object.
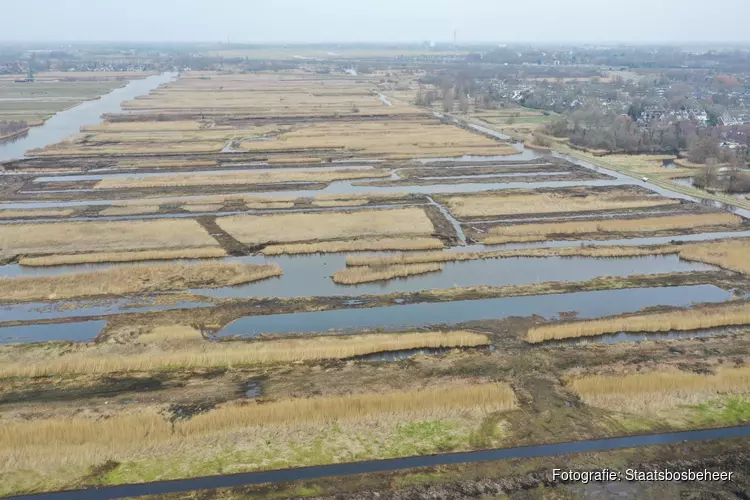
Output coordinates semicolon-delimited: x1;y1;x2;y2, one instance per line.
3;0;749;45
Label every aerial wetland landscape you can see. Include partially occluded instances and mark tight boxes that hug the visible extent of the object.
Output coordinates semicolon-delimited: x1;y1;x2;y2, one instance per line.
3;43;750;500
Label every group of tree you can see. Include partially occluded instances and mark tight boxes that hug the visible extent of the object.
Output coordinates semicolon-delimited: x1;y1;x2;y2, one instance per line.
544;105;698;153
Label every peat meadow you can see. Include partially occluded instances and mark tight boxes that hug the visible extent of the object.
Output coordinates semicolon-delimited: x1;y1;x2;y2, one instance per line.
2;45;750;500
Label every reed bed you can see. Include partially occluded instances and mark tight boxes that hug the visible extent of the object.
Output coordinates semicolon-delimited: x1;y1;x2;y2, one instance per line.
679;239;750;275
312;199;369;207
262;237;444;255
218;208;435;246
440;191;678;218
181;204;225;213
483;213;742;244
526;302;750;343
98;205;162;217
346;245;677;267
569;366;750;413
0;263;281;302
0;331;489;377
0;219;216;255
0;383;515;450
333;263;444;284
18;247;227;267
94;168;390;189
0;208;75;219
245;202;295;210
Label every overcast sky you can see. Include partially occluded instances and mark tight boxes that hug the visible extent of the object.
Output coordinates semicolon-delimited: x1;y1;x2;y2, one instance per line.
3;0;750;44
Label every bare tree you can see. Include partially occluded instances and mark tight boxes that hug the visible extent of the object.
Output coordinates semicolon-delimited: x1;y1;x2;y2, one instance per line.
458;93;469;113
442;88;454;113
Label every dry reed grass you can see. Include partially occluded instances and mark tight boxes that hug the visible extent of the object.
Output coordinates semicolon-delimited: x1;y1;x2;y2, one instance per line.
569;366;750;413
0;383;515;450
679;239;750;275
181;204;225;213
0;219;216;255
483;213;743;244
116;159;218;169
333;263;443;284
526;301;750;343
0;263;281;302
440;191;679;218
312;199;369;207
262;237;444;255
218;208;435;246
346;245;677;267
99;205;162;217
245;202;295;210
18;248;227;267
94;168;390;189
0;208;75;219
0;330;489;377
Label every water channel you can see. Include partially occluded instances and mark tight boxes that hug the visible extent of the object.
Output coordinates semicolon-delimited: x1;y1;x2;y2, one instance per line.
7;425;750;500
0;73;176;162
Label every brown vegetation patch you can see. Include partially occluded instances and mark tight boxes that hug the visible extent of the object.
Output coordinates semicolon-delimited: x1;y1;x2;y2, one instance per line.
0;330;489;377
679;239;750;275
93;169;390;190
0;208;76;219
440;189;678;218
526;301;750;343
333;263;443;284
0;263;281;303
569;366;750;413
18;248;227;267
262;237;444;255
217;207;435;246
99;205;162;217
483;213;743;244
346;244;678;267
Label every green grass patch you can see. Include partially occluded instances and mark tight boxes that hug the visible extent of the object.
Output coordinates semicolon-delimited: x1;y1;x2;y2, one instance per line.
95;418;478;487
689;397;750;426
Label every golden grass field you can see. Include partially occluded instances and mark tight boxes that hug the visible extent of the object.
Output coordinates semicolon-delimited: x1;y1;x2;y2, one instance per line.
333;263;443;284
262;237;444;255
569;366;750;413
94;168;390;189
439;189;678;218
218;207;435;246
18;248;227;267
0;329;489;377
526;301;750;343
0;263;281;302
0;219;217;257
345;244;677;267
483;213;743;244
